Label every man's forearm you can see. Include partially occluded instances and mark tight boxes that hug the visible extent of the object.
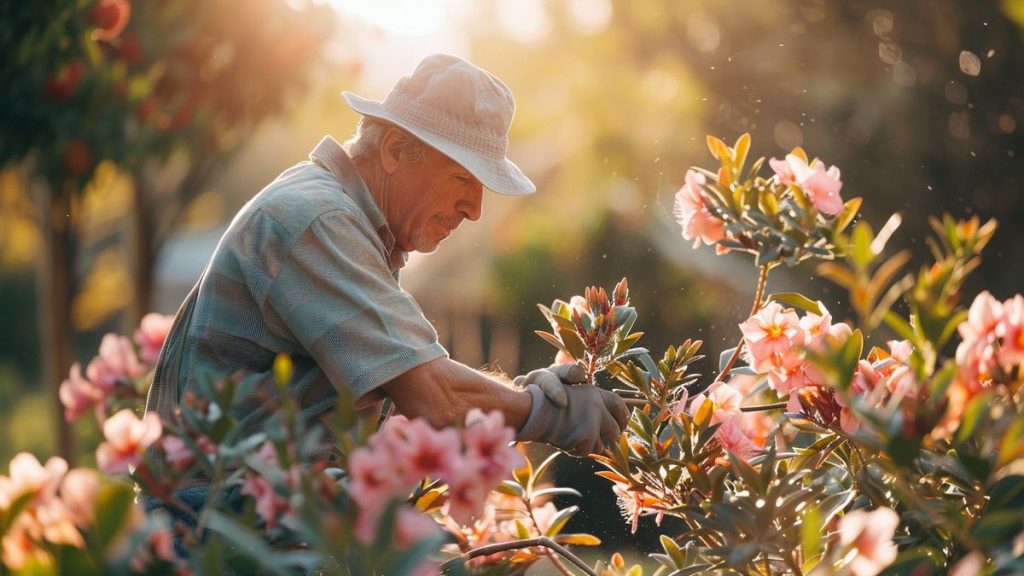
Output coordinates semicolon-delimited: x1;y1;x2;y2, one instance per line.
379;357;533;430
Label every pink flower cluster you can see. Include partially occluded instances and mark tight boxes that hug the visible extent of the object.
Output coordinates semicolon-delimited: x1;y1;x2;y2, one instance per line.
95;409;163;475
0;453;174;571
686;375;775;461
738;302;913;433
674;169;729;251
59;313;174;423
938;291;1024;437
769;151;844;215
955;291;1024;393
836;507;899;576
240;442;303;532
347;410;524;550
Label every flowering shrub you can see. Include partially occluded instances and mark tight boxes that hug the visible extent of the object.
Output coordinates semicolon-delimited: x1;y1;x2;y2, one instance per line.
6;133;1024;575
5;316;596;573
530;134;1022;575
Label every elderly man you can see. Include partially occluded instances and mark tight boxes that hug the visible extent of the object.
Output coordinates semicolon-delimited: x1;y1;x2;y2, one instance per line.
145;54;627;472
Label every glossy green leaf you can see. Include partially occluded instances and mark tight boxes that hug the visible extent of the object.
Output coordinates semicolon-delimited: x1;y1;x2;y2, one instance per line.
543;505;579;537
768;292;824;315
531;487;582;502
660;534;686;568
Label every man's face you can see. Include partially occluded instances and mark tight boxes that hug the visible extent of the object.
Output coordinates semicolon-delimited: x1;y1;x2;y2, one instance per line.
388;146;484;253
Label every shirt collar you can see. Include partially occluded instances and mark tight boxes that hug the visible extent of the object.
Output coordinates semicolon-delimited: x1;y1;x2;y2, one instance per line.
309;136;408;274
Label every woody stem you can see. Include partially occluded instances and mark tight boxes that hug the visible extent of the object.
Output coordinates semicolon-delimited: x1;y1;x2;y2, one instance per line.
718;265;771;381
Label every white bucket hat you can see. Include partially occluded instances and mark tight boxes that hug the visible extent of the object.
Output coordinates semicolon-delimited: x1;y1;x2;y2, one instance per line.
342;53;536;196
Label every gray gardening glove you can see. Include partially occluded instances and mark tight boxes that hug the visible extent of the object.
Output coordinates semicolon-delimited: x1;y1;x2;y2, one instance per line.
516;382;629;457
512;361;588;408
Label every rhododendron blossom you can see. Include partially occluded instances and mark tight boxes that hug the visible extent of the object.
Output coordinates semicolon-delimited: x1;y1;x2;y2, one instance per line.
134;313;175;365
770;153;844;215
346;411;521;545
740;302;802;373
674;169;726;249
837;507;899;576
95;410;162;475
58;363;103;422
86;334;146;392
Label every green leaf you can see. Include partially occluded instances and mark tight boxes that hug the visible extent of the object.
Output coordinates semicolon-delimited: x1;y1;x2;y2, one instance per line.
800;505;822;569
998;415;1024;470
851;220;875;271
554;533;602;546
833;197;862;234
543;505;579;537
495;480;525;498
955;391;995;445
530;451;561;493
534;330;569;355
882;310;916;343
878;546;943;576
557;326;587;360
768;292;824;315
660;534;686;568
94;481;137;550
887;434;922;467
204;510;294;576
531;487;582;502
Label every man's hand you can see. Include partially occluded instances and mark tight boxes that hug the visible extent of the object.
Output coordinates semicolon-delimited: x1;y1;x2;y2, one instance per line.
516;381;629;457
512;362;588;408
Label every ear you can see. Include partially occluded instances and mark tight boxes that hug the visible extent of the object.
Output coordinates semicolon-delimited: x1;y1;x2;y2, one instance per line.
378;127;408;175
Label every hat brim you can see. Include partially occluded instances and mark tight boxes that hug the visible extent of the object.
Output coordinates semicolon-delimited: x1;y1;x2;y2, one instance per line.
343;92;536;196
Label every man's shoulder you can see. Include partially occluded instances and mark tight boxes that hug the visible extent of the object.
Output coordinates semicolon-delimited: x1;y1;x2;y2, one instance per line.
242;161;372;235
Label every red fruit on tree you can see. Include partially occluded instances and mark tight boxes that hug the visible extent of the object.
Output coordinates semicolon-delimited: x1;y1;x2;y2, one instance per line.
91;0;131;42
43;60;85;102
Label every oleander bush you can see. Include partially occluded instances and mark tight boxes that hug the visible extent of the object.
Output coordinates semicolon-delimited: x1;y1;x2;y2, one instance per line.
2;134;1022;575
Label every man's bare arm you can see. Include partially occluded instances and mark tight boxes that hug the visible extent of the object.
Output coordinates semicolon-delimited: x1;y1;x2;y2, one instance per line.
379;357;533;430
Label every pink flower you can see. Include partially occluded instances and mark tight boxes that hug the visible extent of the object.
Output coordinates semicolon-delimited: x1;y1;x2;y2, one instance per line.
949;552;984;576
59;469;100;528
379;417;463;484
86;334;146;393
773;154;844;215
58;363;103;423
134;313;175;365
674;169;726;249
240;475;290;531
769;156;797;185
997;294;1024;367
95;410;162;475
837;507;899;576
714;417;762;461
689;381;742;422
394;508;441;550
739;302;802;373
0;454;84;566
767;348;816;397
0;453;68;508
958;291;1003;342
159;434;214;471
463;410;523;483
445;465;491;526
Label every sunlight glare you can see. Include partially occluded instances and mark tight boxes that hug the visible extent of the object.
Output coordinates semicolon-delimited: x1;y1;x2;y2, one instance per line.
328;0;449;37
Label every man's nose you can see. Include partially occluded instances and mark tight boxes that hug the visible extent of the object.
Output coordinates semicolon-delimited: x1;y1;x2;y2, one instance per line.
459;184;484;221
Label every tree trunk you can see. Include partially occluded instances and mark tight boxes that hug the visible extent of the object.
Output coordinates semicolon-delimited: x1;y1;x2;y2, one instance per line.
41;186;76;464
130;180;154;325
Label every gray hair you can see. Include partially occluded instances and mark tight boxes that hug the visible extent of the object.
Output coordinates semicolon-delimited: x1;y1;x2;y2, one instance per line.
345;117;426;163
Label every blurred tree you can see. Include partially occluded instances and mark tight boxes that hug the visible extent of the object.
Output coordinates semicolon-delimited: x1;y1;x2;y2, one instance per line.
0;0;335;460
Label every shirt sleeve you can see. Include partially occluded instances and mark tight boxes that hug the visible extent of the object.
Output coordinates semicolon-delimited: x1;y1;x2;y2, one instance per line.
265;209;447;401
